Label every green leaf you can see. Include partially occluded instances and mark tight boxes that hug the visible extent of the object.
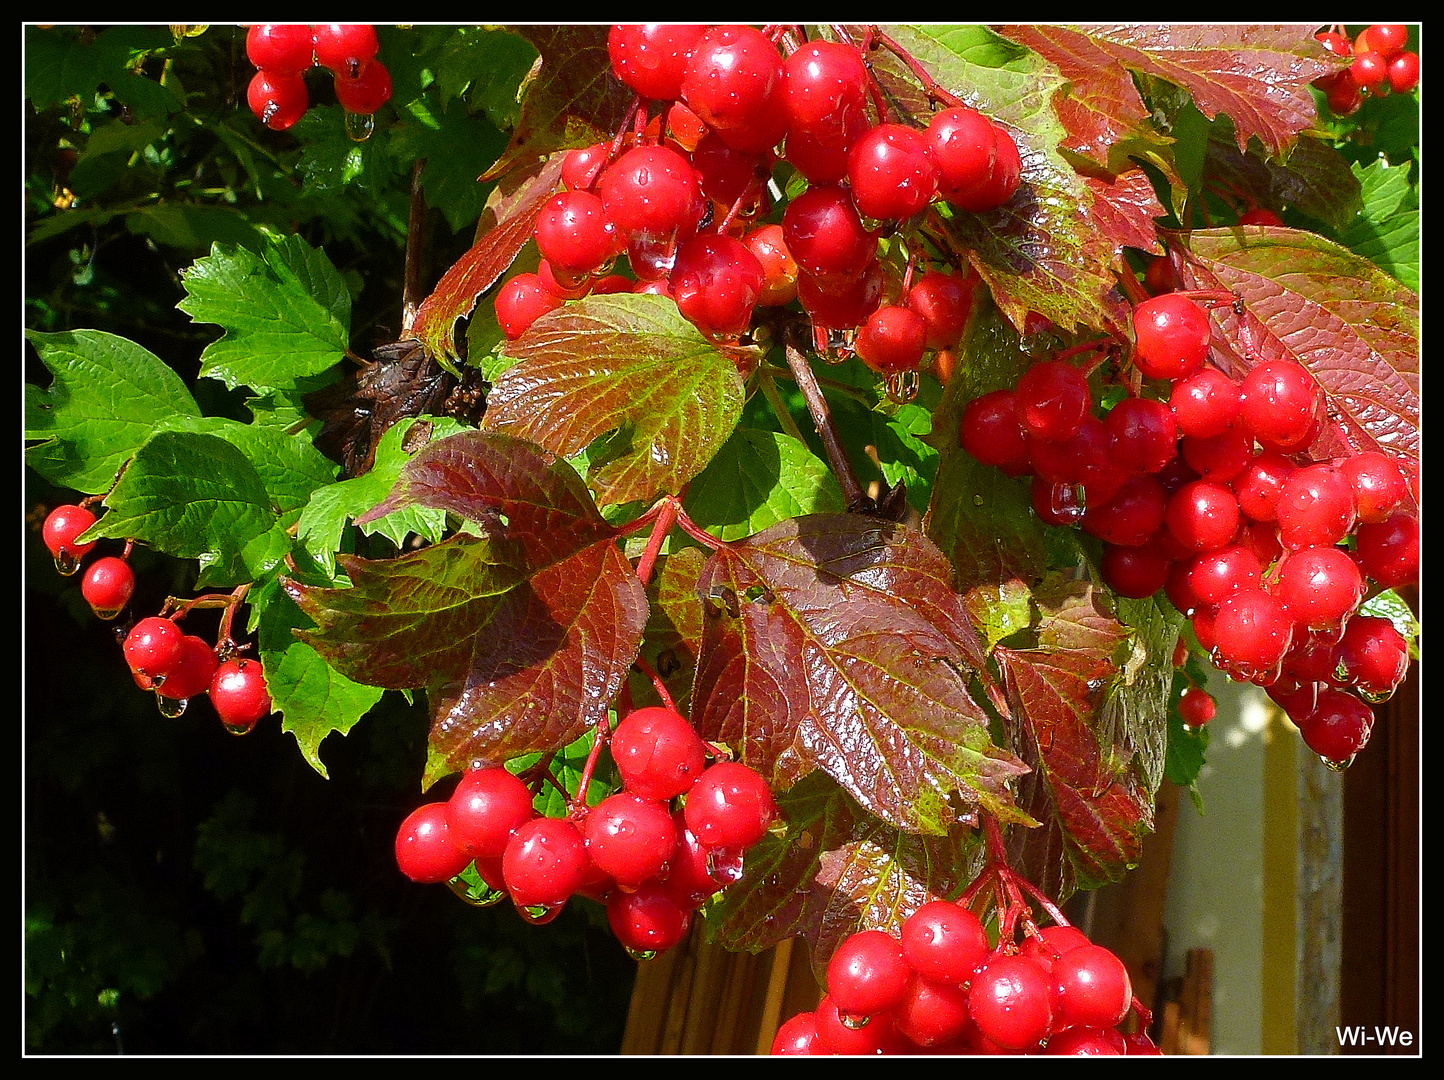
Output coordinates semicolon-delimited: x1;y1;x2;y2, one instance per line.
176;235;352;393
257;586;386;780
483;292;752;507
88;430;291;587
1338;158;1418;290
25;329;202;493
297;417;469;578
683;428;844;542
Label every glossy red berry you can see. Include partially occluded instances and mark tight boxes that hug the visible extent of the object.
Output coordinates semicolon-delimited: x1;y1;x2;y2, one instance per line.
42;503;98;570
395;801;472;884
209;657;272;732
826;929;911;1018
967;952;1055;1051
501;816;591;909
583;792;677;888
1052;943;1133;1030
245;24;315;74
333;60;391;115
668;232;766;341
155;634;220;702
855;304;928;375
683;761;776;849
900;901;990;985
607;24;707;101
494;272;563;340
247;69;309;131
311;23;379;80
446;767;536;859
80;556;135;619
1132;294;1213;381
846;123;940;222
611;706;708;801
681;25;785;151
123;617;185;682
607;880;692;955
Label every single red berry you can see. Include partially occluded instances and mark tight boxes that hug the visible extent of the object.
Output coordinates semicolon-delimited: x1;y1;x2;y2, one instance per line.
1338;451;1408;524
156;634;220;702
846;123;940;222
1132;294;1213;381
1169;367;1241;440
583;792;677;888
607;880;692;955
245;24;316;74
1052;943;1133;1030
905;269;978;352
1178;686;1217;727
681;25;785;147
1275;545;1365;633
827;929;911;1019
395;801;472;884
247;69;309;131
123;616;185;681
683;761;776;849
894;975;974;1049
959;390;1031;476
967;952;1055;1051
742;223;799;307
1275;464;1357;550
855;304;928;375
1105;396;1179;475
1047;1026;1128;1055
1334;616;1410;701
209;657;272;732
611;705;708;801
900;901;990;985
501;816;591;909
1361;25;1410;59
80;556;135;619
668;232;766;341
1353;512;1419;589
1211;587;1294;676
494;272;563;340
1387;51;1421;94
446;767;536;860
770;1011;822;1055
1238;360;1320;452
1294;687;1374;764
534;190;621;275
333;60;391;115
925;107;997;204
607;24;707;101
781;183;877;282
813;994;898;1055
311;23;379;80
1013;359;1092;443
41;503;97;569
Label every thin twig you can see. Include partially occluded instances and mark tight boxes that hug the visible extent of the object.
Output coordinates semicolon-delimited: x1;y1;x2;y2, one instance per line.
401;158;426;335
781;323;867;510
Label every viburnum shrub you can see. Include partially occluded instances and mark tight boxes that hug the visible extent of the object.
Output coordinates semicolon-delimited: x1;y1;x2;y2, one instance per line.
26;22;1419;1053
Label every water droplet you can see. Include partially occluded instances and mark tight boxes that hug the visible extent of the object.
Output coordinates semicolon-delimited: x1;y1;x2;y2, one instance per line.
344;110;375;143
972;494;984;507
706;847;744;885
516;902;564;925
446;876;507;908
626;947;659;962
1048;483;1086;525
1320;753;1354;773
156;694;188;719
54;552;81;576
91;604;124;621
1356;685;1393;705
839;1011;872;1031
222;721;256;737
628;233;680;280
884;369;920;404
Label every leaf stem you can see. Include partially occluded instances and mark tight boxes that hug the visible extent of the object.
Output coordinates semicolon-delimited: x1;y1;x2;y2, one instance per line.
782;324;867;511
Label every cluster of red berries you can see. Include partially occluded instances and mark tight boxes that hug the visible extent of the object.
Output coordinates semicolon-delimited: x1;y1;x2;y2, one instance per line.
496;25;1011;395
394;704;777;956
1314;24;1419;116
773;911;1158;1055
40;502;274;732
957;285;1418;767
245;23;391;131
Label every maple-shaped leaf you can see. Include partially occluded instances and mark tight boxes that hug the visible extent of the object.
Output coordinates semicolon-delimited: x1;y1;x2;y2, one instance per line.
482;293;752;508
690;513;1028;835
994;24;1170;174
995;577;1158;899
706;772;980;975
481;26;633;183
283;430;648;787
411;152;565;365
1179;228;1419;464
1035;25;1343;159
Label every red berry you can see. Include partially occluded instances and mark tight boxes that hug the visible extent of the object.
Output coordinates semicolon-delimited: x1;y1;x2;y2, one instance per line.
770;1011;822;1055
905;269;978;352
925;107;997;205
1212;587;1294;675
742;223;799;307
1353;512;1419;589
395;801;472;884
245;24;315;74
1052;943;1133;1030
967;952;1055;1051
1334;616;1410;700
1275;545;1365;633
1238;360;1320;452
1132;294;1213;381
41;503;97;568
681;26;785;145
683;761;776;849
1387;51;1421;94
596;144;706;276
80;555;135;619
333;60;391;115
311;24;379;80
900;901;990;985
534;190;621;275
826;929;911;1019
610;705;708;801
446;767;536;859
247;69;309;131
1013;359;1092;443
959;390;1031;475
669;232;766;341
781;183;877;282
1294;687;1374;764
1178;686;1217;727
607;24;707;101
855;304;927;375
1275;464;1357;551
583;792;677;888
123;617;185;681
846;123;940;222
501;816;591;909
209;657;272;732
156;634;220;702
607;880;692;955
494;272;563;340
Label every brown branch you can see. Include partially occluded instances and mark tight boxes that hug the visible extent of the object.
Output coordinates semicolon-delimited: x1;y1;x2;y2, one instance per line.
781;323;867;511
401;158;426;335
